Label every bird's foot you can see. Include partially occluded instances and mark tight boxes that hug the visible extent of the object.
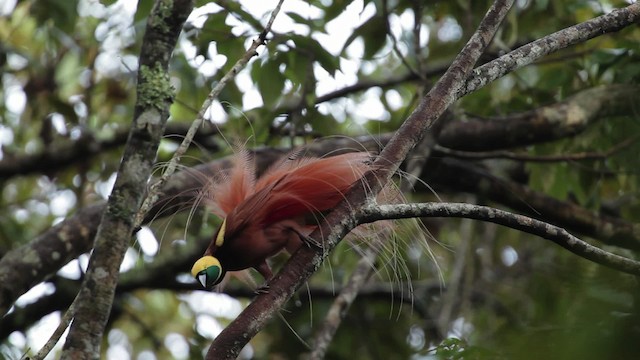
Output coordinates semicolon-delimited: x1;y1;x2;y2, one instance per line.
288;227;323;249
255;283;270;294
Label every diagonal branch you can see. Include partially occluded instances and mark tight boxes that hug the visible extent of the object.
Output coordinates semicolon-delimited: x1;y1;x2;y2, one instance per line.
461;2;640;97
206;1;515;358
438;84;639;151
358;202;640;276
308;248;377;359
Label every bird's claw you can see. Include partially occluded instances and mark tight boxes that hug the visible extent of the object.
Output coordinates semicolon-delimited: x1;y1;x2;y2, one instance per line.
255;283;270;294
289;227;323;249
301;235;323;249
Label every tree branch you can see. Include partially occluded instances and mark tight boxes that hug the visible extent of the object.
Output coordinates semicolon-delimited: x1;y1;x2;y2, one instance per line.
0;131;121;179
438;84;639;151
461;2;640;97
0;204;103;317
358;202;640;276
0;122;220;179
3;80;632;181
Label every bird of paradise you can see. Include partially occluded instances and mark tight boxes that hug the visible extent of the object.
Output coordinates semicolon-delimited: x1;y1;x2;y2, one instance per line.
190;149;376;289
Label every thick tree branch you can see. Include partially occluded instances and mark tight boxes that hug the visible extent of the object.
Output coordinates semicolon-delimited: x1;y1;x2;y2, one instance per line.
59;1;193;358
438;84;638;151
358;202;640;276
0;122;219;179
0;132;122;179
207;1;514;358
0;204;103;316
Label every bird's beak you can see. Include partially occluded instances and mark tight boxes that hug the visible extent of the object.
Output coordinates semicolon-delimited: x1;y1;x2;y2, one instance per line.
197;272;207;288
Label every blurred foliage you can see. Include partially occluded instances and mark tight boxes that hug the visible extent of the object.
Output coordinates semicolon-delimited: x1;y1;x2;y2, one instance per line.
1;0;640;359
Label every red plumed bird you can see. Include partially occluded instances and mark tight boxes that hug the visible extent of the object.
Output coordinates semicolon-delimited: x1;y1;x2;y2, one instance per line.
191;150;373;288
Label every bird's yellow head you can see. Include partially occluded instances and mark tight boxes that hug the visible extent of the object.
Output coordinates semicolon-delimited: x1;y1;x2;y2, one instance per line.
191;256;224;288
191;219;228;288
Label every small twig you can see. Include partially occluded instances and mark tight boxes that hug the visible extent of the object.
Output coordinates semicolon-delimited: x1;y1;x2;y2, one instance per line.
358;202;640;276
31;294;78;360
436;198;474;336
134;0;286;228
412;0;425;75
309;248;377;360
382;0;419;78
434;135;639;162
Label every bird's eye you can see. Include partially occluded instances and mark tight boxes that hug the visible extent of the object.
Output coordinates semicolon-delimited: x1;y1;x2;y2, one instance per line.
204;264;223;287
191;256;224;288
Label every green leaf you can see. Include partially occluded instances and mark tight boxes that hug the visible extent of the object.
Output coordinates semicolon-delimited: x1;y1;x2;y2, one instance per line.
216;37;246;71
342;15;387;59
31;0;79;32
199;11;232;44
322;0;356;23
289;34;340;76
214;0;262;30
133;0;155;23
286;11;313;27
284;51;312;86
307;108;340;136
255;60;286;106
